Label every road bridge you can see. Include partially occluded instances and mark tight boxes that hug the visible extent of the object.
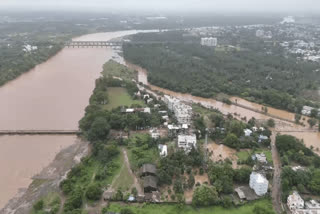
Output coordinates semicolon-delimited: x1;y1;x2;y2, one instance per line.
65;41;122;47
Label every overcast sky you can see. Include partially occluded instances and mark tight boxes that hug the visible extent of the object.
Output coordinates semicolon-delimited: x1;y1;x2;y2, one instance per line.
1;0;320;13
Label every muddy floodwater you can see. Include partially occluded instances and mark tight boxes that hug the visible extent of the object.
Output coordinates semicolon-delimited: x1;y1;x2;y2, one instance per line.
0;135;76;208
0;30;150;209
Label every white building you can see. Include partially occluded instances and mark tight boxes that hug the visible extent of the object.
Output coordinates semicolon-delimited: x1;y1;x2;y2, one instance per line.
288;191;320;214
301;105;320;116
256;29;265;38
177;134;197;153
150;129;160;139
158;144;168;157
249;172;268;196
201;37;217;47
244;129;253;137
173;104;192;125
23;44;38;52
281;16;295;24
252;153;267;164
163;95;180;111
287;191;304;214
163;95;192;125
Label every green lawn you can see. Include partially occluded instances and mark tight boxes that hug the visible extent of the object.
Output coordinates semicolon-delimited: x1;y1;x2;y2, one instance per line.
236;150;250;162
102;60;137;81
104;87;144;110
111;150;134;191
237;149;273;163
104;199;273;214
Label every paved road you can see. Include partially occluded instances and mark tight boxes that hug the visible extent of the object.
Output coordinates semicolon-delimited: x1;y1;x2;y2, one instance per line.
271;131;283;214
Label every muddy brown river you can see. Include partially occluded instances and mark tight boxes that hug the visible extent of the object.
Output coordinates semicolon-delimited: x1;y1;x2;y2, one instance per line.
0;30;151;209
0;29;319;210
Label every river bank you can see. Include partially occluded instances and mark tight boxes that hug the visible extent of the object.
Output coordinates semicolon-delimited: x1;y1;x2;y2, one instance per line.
0;137;89;214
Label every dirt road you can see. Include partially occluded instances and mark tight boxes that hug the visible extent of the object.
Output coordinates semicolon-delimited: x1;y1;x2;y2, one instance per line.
271;131;283;214
122;148;143;195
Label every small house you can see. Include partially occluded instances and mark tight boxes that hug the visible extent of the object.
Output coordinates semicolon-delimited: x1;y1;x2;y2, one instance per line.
140;163;157;177
150;129;160;139
244;129;253;137
143;176;158;193
177;134;197;153
103;191;114;201
249;172;268;196
258;135;268;143
235;187;246;200
158;144;168;157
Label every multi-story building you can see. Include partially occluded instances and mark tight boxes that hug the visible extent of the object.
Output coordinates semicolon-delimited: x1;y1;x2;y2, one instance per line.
163;95;192;125
201;37;217;47
287;191;320;214
177;134;197;153
249;172;268;196
287;191;304;214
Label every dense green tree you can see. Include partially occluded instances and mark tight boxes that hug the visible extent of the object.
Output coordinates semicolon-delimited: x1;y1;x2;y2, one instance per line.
253;205;275;214
192;185;218;206
85;183;102;201
33;200;44;211
64;188;83;212
87;117;110;142
267;119;275;128
308;118;317;128
223;133;239;148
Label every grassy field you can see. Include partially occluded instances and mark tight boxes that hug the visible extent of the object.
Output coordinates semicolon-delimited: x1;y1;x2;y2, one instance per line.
111;150;134;191
236;149;273;163
102;60;137;81
237;150;250;162
127;133;160;170
104;87;145;110
105;199;273;214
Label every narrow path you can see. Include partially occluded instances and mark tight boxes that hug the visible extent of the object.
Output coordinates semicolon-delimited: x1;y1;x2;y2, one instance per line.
270;131;283;214
57;192;66;214
122;148;143;195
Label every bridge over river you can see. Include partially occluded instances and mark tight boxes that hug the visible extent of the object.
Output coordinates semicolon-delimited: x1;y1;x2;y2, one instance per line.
65;41;123;47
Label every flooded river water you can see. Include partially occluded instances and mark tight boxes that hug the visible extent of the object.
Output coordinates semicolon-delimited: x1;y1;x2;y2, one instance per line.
0;30;148;209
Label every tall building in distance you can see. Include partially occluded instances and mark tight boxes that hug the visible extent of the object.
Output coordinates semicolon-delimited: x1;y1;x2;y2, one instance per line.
201;37;217;47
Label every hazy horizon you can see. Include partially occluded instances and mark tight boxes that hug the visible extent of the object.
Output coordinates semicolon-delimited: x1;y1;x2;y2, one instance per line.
1;0;320;14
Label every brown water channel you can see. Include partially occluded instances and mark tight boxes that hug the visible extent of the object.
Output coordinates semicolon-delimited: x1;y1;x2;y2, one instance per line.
0;30;148;209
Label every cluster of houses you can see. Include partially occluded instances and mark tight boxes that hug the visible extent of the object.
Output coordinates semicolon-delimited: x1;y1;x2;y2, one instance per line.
256;29;273;39
243;127;269;143
301;105;320;117
287;191;320;214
